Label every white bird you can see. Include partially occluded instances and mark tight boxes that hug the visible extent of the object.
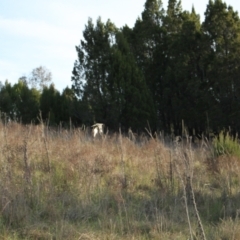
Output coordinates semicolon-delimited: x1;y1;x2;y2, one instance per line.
91;123;104;138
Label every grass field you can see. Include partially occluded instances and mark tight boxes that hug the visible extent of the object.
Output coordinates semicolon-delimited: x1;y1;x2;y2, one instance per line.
1;121;240;239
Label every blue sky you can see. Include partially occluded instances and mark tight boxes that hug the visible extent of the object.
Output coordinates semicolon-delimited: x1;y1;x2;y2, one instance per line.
0;0;239;92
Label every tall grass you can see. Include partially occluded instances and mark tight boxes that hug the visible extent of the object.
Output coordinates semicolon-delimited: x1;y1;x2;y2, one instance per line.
0;122;240;239
213;131;240;158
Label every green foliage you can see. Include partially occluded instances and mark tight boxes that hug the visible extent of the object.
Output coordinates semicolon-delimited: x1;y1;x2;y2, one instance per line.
71;0;240;134
0;81;13;116
13;80;41;123
0;80;80;126
2;0;240;134
40;84;60;124
72;17;116;125
70;0;240;133
72;17;155;130
109;32;155;129
202;0;240;131
213;131;240;157
0;80;40;123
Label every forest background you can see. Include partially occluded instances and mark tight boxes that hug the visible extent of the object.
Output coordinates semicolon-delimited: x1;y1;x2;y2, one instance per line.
1;0;240;136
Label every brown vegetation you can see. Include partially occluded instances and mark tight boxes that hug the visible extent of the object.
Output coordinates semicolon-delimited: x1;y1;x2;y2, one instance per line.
0;122;240;239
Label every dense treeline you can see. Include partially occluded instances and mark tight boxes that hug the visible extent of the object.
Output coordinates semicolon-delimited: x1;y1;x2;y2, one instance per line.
1;0;240;135
72;0;240;135
0;81;79;126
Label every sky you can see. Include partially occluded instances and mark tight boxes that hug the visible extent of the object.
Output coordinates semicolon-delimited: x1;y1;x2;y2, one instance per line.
0;0;240;92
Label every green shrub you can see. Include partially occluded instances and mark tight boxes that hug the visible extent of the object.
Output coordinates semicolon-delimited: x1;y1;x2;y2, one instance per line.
213;131;240;158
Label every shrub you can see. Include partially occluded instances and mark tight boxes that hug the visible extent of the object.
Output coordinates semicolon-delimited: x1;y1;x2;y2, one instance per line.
213;131;240;158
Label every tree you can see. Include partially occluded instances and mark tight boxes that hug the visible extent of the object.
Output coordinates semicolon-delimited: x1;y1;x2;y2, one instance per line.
0;81;3;90
164;8;211;135
72;16;155;130
202;0;240;132
0;81;14;119
165;0;183;34
0;80;40;123
12;80;40;123
108;32;155;130
59;87;77;125
40;84;60;124
72;17;117;124
28;66;52;90
70;0;240;134
119;0;165;130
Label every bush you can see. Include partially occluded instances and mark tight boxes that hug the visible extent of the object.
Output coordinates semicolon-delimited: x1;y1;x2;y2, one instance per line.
213;131;240;158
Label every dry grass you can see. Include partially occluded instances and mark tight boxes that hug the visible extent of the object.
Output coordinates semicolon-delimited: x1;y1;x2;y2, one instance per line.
0;122;240;239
